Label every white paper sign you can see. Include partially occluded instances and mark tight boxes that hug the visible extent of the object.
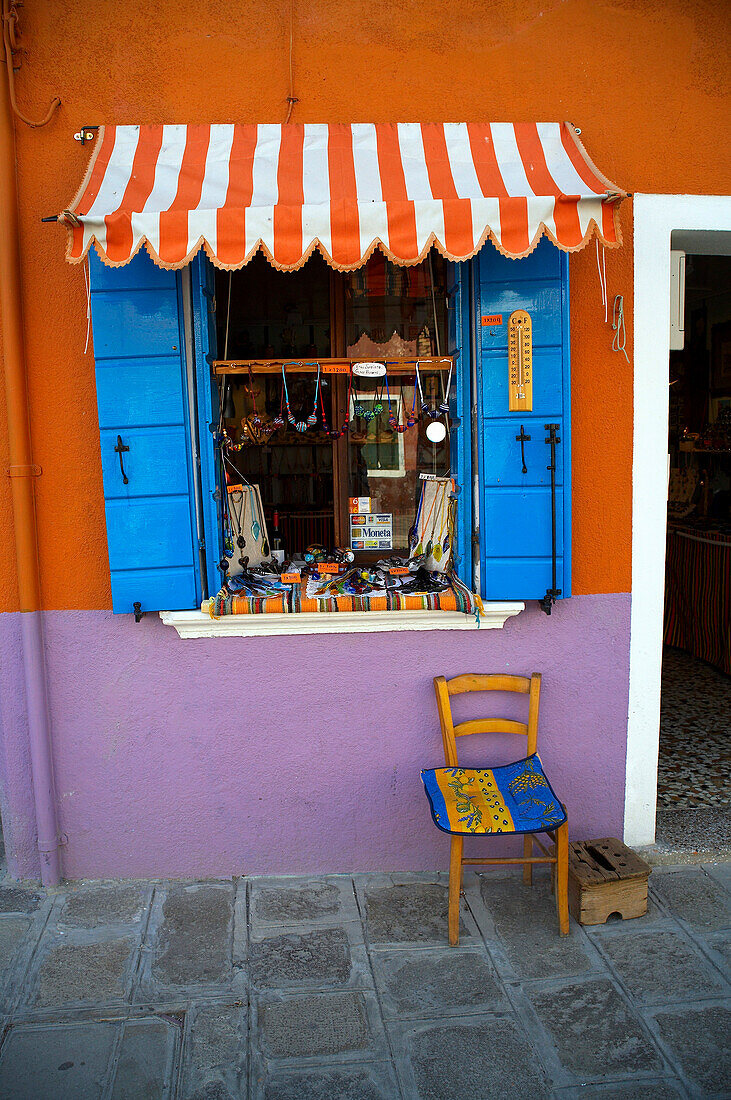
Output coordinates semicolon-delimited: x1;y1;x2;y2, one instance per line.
349;512;393;550
352;361;387;378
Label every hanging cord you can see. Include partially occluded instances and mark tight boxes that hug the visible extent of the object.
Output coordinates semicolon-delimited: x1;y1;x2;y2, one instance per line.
612;294;630;363
596;239;608;323
439;364;451;443
284;0;298;123
224;271;232;358
428;252;441;355
83;258;91;354
2;0;60;127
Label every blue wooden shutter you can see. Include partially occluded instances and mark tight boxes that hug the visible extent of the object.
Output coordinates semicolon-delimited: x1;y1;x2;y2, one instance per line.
190;252;222;598
446;261;473;586
89;251;201;613
475;239;571;604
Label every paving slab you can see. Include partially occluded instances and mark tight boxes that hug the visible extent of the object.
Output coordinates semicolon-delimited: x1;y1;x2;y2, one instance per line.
0;886;42;914
597;927;728;1004
391;1014;552;1100
0;1020;117;1099
556;1081;687;1099
30;936;135;1007
477;872;598;980
59;884;148;929
0;916;31;978
703;931;731;972
249;925;371;992
143;884;235;995
702;860;731;891
370;946;510;1019
528;977;665;1080
181;1003;247;1100
255;990;387;1065
650;868;731;931
249;876;360;933
111;1017;178;1099
359;879;476;945
254;1062;399;1100
648;1002;731;1096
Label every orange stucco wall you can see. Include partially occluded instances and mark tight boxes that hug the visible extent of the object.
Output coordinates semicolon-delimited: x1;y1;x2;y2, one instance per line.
0;0;729;612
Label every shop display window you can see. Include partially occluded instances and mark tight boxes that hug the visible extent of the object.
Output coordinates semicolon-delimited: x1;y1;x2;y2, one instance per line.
215;250;450;561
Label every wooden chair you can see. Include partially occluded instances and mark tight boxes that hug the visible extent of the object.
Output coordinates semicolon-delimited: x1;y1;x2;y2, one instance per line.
421;673;569;945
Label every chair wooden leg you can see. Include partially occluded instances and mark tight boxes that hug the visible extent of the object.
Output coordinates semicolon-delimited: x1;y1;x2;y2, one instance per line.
448;836;463;946
555;820;569;936
523;835;533;885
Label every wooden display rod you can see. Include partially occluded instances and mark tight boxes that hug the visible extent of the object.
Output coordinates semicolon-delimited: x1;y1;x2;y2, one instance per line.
213;356;453;376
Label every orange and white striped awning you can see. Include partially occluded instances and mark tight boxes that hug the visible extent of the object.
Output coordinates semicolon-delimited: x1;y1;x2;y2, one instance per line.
62;122;626;270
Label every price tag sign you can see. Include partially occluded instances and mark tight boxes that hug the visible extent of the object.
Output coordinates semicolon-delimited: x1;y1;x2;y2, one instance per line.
281;572;301;584
481;314;503;326
389;567;410;575
323;362;350;374
316;563;340;574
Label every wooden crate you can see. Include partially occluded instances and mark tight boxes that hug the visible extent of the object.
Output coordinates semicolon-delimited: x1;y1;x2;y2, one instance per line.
568;837;651;926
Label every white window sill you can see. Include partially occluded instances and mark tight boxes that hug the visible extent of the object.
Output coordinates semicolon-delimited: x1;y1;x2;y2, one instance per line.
159;603;524;638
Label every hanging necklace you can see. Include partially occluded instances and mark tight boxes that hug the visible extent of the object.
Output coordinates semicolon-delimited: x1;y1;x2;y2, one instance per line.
425;480;448;558
283;363;320;432
430;481;448;562
249;483;270;556
416;361;442;420
319;370;353;438
229;487;248;569
409;485;424;554
385;372;417;433
272;377;286;431
414;481;440;557
353;374;383;421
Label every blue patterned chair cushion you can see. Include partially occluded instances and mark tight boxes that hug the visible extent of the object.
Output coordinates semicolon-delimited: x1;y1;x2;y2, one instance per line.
421;753;567;836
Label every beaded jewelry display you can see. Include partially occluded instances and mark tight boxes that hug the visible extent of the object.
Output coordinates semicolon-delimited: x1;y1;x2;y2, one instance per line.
353;373;383;421
229;487;248;570
416;361;444;420
318;370;353;439
283;363;320;432
384;372;418;433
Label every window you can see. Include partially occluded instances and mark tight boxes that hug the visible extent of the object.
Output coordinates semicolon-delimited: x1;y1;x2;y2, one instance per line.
88;238;571;617
213;251;450;561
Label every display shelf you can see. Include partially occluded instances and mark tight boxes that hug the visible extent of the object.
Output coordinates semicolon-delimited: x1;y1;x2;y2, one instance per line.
213;356;453;376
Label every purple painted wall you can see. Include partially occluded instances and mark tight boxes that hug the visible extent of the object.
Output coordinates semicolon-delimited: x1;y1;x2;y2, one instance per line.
0;594;630;881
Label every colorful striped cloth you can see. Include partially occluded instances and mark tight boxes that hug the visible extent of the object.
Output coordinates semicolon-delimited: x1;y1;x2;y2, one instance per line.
208;573;482;619
663;522;731;675
422;755;567;836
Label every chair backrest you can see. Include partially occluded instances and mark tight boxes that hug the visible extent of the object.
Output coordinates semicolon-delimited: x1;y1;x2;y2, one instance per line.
433;673;541;766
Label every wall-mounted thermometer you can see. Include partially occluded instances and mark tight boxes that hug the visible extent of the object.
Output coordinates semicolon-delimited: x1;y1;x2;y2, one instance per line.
508;309;533;411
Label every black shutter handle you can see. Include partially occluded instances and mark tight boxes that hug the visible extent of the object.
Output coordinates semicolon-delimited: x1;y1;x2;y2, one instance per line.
114;435;130;485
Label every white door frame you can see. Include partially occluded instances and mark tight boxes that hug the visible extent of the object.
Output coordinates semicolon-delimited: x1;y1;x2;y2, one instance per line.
625;194;731;846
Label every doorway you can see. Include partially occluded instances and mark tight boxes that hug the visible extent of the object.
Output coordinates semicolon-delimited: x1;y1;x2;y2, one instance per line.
626;195;731;849
657;250;731;849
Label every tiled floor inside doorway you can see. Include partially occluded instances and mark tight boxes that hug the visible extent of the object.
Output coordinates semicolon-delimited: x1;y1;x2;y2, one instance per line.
658;647;730;810
656;646;730;859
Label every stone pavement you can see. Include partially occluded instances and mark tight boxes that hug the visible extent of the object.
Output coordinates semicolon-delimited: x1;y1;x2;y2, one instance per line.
0;864;728;1099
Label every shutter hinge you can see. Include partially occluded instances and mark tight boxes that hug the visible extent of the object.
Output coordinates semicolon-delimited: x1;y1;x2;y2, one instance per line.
471;527;480;547
133;602;145;623
198;538;206;551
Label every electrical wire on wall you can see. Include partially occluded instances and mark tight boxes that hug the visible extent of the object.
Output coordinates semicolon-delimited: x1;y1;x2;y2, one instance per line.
2;0;60;127
284;0;298;123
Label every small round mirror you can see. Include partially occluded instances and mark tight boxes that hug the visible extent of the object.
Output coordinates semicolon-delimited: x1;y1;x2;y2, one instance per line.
425;419;447;443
